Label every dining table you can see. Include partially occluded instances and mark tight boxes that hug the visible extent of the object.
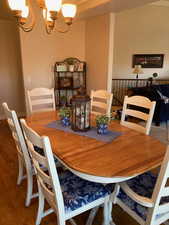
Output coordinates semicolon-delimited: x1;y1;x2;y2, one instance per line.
26;110;166;184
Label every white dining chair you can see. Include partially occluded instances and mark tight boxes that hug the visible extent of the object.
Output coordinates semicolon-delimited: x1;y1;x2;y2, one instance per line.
21;118;112;225
110;145;169;225
2;102;38;207
91;90;113;118
121;95;156;135
27;88;56;114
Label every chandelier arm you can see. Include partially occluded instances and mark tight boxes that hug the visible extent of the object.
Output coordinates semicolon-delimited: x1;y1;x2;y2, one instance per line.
45;20;55;35
54;24;71;33
17;1;36;32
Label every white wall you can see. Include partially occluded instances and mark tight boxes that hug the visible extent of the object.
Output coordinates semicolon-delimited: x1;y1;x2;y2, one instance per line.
19;0;85;114
0;20;25;119
113;5;169;79
85;13;110;93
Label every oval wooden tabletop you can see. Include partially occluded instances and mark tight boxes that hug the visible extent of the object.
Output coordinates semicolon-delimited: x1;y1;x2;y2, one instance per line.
26;111;166;180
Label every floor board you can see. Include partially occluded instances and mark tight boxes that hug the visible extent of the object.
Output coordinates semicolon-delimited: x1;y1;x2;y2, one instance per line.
0;120;138;225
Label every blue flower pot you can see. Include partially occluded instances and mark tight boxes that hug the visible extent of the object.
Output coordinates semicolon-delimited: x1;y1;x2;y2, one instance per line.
97;124;108;135
61;117;70;127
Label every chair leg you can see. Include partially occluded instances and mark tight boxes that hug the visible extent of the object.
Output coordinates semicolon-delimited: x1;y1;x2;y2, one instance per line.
102;199;110;225
17;157;24;185
25;172;33;207
69;218;77;225
86;206;99;225
36;186;45;225
108;201;116;225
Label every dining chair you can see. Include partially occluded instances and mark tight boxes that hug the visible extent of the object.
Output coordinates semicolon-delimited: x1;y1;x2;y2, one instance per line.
2;102;38;207
21;119;112;225
91;90;113;117
110;145;169;225
121;95;156;135
27;88;56;114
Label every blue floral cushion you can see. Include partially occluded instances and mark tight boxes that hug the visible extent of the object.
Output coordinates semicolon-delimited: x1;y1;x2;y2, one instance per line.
118;172;169;220
59;170;114;213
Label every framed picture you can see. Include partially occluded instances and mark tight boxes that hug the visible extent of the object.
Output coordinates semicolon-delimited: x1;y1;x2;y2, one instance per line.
132;54;164;68
59;77;73;89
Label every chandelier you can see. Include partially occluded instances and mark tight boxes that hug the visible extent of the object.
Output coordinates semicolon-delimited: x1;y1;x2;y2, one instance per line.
7;0;77;34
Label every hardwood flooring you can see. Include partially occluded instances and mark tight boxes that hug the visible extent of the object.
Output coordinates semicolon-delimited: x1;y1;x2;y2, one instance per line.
0;120;138;225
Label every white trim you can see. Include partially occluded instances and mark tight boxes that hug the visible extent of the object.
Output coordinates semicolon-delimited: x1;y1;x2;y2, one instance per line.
54;155;134;184
107;13;115;93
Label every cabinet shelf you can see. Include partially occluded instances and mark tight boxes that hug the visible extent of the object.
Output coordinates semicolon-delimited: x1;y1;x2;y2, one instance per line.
54;57;86;107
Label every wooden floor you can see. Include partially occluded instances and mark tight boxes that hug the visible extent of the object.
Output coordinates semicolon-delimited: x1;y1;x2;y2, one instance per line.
0;120;138;225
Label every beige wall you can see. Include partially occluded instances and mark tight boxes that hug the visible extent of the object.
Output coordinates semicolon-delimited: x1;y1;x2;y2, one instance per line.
19;0;85;113
85;13;110;93
113;5;169;79
0;20;25;119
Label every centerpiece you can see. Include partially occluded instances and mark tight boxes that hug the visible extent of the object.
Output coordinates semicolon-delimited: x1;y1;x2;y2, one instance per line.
71;87;91;132
58;107;71;127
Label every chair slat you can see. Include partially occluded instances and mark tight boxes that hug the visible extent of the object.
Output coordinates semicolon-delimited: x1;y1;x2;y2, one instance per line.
28;145;48;168
126;96;153;109
121;121;146;134
31;99;54;106
35;166;52;186
27;88;55;114
91;90;113;117
92;102;107;109
125;109;149;121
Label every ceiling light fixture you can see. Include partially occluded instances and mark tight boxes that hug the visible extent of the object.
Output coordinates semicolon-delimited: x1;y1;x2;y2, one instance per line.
7;0;77;34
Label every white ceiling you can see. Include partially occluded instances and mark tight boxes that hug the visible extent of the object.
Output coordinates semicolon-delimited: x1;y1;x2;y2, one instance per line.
77;0;160;18
0;0;167;21
151;0;169;7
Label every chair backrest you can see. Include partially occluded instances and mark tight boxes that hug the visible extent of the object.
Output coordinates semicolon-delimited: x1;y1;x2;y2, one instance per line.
147;146;169;224
121;95;156;135
2;103;31;170
20;119;65;225
27;88;56;114
91;90;113;117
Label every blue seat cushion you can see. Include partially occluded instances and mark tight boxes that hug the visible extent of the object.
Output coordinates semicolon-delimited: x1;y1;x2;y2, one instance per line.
59;170;114;213
118;172;169;221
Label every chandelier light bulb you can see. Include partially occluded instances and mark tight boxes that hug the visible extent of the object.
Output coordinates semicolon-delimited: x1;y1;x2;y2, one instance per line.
21;5;29;18
43;9;52;21
8;0;26;10
45;0;62;12
62;4;77;18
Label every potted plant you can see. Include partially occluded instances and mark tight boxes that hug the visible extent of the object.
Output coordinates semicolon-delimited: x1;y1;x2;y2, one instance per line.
96;114;109;135
67;58;75;72
58;107;71;126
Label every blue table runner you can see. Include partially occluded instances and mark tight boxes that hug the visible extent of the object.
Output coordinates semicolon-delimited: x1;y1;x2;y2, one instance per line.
46;121;121;143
